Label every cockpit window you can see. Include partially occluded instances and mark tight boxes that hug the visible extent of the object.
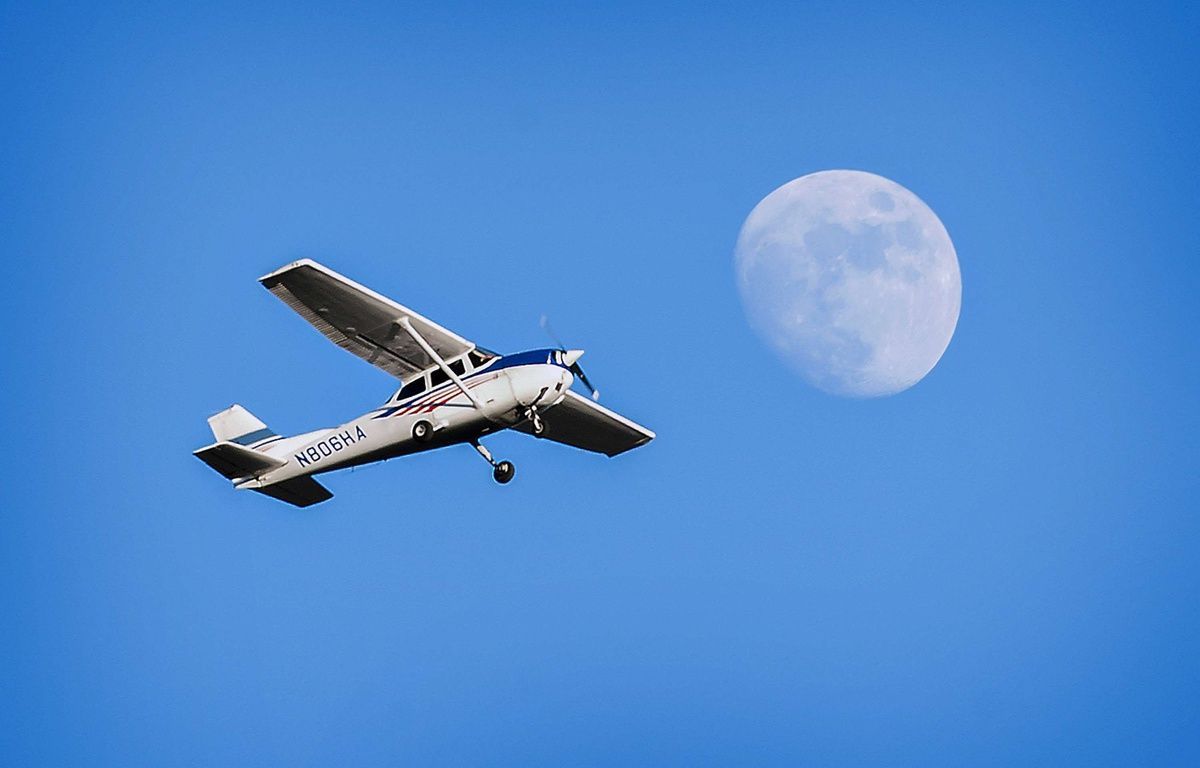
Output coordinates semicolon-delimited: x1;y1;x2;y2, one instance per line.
449;359;466;376
468;349;495;368
430;368;449;387
398;376;427;400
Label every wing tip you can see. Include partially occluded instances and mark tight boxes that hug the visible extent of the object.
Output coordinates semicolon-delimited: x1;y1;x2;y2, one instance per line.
258;258;324;285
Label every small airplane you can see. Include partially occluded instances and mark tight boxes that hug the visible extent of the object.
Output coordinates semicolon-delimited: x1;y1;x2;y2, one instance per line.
194;259;655;507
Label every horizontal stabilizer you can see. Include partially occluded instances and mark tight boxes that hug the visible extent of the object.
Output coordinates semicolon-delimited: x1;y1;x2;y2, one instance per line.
253;476;333;507
194;441;286;481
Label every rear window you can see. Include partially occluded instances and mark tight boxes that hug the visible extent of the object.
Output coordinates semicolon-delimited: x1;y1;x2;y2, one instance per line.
430;368;449;386
398;377;426;399
449;359;466;376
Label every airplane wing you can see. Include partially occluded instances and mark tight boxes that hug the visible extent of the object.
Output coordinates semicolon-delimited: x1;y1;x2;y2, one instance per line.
513;390;655;457
259;259;475;380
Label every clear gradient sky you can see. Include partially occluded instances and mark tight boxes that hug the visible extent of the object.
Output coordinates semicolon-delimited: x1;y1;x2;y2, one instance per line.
3;2;1198;765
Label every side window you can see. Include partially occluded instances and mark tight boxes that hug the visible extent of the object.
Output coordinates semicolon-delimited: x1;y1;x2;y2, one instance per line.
398;377;427;400
449;359;465;376
430;368;449;387
469;349;491;368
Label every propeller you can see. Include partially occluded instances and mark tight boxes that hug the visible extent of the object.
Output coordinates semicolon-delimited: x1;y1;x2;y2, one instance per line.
541;315;601;400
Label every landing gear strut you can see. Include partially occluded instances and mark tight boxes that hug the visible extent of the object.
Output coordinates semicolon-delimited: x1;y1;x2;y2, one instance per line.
524;405;544;435
472;440;515;484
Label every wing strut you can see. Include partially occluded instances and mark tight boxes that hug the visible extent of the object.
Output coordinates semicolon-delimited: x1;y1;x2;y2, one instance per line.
396;317;484;409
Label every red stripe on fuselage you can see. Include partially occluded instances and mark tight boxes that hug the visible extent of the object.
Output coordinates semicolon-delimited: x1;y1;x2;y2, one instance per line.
395;376;492;416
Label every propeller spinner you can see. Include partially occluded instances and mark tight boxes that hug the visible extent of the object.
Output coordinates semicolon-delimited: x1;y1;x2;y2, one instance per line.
542;316;601;401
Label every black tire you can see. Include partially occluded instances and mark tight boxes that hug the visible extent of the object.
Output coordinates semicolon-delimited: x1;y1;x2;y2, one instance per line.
493;460;515;484
412;420;433;442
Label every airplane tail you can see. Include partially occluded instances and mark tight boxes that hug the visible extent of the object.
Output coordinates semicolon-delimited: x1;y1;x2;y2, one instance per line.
194;404;333;508
206;404;278;447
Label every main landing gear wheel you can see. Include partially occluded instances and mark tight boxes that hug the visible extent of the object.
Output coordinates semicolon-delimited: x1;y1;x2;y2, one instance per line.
493;460;515;484
412;420;432;442
472;440;515;485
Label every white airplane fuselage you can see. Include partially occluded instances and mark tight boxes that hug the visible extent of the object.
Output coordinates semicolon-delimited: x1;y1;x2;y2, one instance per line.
236;355;573;491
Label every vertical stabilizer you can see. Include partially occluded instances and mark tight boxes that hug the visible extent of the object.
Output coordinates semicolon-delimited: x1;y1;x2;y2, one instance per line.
207;404;277;447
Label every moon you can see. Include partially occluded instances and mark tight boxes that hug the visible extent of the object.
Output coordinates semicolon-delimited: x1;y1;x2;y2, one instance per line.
734;170;961;398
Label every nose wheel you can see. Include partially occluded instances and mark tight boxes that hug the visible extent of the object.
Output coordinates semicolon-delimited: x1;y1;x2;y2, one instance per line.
472;440;515;485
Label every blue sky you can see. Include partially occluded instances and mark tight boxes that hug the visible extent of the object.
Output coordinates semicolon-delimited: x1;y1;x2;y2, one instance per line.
2;2;1197;765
